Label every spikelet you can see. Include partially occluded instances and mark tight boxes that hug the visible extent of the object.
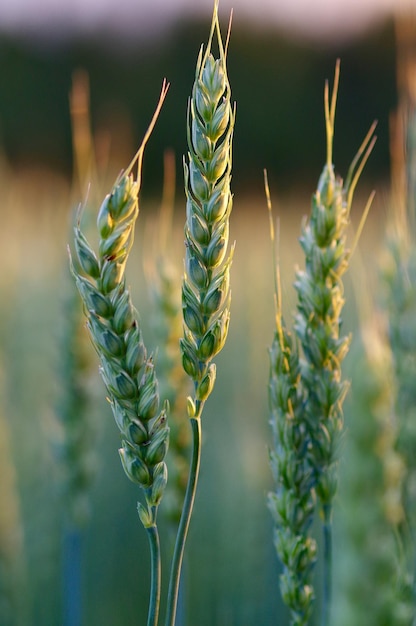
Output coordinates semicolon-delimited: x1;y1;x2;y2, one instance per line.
180;4;234;417
70;83;170;526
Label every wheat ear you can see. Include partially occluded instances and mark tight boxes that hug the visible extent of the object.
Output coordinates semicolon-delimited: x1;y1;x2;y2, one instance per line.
382;52;416;616
293;61;376;625
56;268;96;626
268;62;376;626
70;81;169;626
179;13;234;414
144;150;191;528
165;3;234;624
266;173;317;626
295;62;376;511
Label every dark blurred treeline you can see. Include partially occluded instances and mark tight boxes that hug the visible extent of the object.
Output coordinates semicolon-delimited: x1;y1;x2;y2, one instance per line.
0;15;397;197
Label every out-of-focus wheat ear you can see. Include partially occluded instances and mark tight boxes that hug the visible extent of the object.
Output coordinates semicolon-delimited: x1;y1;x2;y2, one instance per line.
144;149;192;527
381;37;416;618
56;257;98;626
69;69;98;198
0;363;28;626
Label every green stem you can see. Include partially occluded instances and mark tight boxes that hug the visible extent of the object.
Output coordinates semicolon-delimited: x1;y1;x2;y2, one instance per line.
322;504;332;626
146;521;162;626
165;417;202;626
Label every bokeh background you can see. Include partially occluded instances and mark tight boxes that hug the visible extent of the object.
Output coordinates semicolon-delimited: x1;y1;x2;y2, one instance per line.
0;1;415;624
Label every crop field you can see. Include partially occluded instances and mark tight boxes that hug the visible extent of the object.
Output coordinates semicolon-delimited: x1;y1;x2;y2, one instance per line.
0;159;391;625
0;4;415;626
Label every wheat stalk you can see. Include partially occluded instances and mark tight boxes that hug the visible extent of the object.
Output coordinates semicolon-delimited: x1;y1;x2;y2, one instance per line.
165;3;235;624
69;81;169;626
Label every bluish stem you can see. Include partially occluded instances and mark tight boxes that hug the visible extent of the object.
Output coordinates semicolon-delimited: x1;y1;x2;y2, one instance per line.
146;521;162;626
63;526;82;626
165;417;201;626
322;505;332;626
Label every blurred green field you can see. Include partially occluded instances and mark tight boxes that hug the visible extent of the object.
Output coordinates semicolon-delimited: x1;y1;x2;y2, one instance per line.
0;151;391;625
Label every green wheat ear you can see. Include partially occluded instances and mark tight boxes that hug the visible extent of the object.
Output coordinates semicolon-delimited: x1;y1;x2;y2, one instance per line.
268;61;376;626
295;62;376;626
294;61;376;514
165;5;235;625
180;2;235;417
266;173;317;626
69;81;170;528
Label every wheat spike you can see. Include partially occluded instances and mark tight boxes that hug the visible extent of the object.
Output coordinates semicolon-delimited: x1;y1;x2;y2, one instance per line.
70;82;170;528
180;5;235;417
